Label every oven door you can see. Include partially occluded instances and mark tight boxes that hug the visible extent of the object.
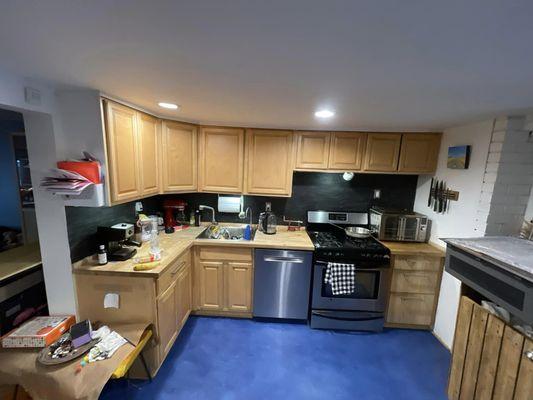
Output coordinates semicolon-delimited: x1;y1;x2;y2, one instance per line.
312;261;390;312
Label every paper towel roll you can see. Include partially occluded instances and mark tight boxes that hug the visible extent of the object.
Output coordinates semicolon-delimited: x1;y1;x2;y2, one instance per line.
218;195;241;213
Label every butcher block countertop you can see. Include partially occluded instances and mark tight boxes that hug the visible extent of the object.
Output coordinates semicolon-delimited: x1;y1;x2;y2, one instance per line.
380;241;445;257
73;225;314;277
0;242;42;283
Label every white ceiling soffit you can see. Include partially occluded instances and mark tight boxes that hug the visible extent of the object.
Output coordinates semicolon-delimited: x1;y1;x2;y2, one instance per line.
1;1;533;131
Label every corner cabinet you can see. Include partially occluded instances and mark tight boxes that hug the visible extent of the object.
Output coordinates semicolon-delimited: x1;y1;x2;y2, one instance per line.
244;129;294;197
104;100;160;204
137;113;160;196
398;133;441;173
161;120;198;192
198;126;245;194
193;246;253;316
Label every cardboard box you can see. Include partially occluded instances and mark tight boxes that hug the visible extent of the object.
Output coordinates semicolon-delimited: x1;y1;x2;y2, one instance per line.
1;315;76;348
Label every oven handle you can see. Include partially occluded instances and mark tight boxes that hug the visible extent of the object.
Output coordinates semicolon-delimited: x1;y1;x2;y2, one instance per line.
315;262;383;272
312;311;383;322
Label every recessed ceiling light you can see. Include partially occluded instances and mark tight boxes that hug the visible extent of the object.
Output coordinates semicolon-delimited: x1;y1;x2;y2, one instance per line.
315;109;335;118
158;102;179;110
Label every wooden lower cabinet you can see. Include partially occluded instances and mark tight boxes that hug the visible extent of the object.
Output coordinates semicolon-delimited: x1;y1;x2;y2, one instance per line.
197;261;224;311
194;247;253;316
448;296;533;400
157;281;179;359
226;262;253;312
385;253;443;329
73;249;192;377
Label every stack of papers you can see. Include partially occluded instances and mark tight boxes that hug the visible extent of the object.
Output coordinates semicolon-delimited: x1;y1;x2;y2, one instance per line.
40;168;95;195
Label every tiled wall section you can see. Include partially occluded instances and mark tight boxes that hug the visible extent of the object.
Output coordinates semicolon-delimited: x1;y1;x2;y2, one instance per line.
66;172;418;261
484;117;533;235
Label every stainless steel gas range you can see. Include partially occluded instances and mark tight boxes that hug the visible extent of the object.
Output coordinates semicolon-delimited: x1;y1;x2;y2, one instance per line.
307;211;391;332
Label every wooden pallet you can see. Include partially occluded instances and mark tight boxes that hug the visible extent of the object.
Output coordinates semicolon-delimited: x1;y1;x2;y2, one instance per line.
448;296;532;400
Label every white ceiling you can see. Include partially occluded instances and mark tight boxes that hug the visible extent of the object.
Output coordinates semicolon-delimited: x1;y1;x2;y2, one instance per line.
1;1;533;131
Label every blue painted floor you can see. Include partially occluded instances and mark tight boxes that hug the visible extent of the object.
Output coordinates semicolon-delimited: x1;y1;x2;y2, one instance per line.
101;317;450;400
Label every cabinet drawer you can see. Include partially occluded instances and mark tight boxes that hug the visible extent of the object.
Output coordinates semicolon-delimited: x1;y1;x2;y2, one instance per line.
158;251;189;296
198;246;252;262
391;270;439;294
393;255;441;272
387;293;435;326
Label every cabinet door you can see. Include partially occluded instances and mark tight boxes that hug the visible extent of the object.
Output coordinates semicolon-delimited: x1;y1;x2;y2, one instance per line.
198;127;244;193
137;112;160;196
398;133;441;173
176;263;192;329
295;131;330;170
386;293;435;326
328;132;366;170
225;262;253;312
157;281;178;359
161;120;197;192
245;129;294;196
363;133;401;172
104;101;141;203
197;261;224;310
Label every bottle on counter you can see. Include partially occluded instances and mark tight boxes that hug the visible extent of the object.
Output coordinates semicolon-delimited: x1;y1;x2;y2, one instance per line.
97;245;108;265
189;211;195;226
194;209;201;227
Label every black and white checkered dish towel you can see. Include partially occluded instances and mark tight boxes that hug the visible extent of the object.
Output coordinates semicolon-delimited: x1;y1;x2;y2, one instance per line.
324;262;356;295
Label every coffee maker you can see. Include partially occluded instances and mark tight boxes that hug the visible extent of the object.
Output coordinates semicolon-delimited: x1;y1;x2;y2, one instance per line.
259;202;277;235
97;223;140;261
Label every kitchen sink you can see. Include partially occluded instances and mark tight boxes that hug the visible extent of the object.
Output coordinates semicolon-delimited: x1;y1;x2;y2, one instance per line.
196;225;256;241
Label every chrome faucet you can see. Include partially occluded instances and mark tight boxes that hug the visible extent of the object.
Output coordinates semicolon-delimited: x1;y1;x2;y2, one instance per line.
199;205;217;225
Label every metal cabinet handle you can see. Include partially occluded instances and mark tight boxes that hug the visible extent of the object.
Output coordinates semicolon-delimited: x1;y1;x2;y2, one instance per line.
400;296;422;301
264;257;304;263
526;350;533;362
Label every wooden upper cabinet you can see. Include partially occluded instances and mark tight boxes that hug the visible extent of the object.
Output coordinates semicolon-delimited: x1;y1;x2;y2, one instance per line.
328;132;366;171
161;120;197;192
245;129;294;197
363;133;402;172
104;100;141;203
398;133;441;174
137;112;159;196
198;127;244;193
295;131;330;170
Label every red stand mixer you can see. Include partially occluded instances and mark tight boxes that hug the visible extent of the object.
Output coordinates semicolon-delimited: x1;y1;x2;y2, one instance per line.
163;199;188;228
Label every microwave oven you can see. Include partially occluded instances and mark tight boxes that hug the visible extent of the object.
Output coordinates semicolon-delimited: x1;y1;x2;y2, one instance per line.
369;207;430;242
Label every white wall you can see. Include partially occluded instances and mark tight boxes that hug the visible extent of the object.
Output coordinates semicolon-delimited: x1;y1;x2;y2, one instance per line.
413;119;494;349
0;67;77;315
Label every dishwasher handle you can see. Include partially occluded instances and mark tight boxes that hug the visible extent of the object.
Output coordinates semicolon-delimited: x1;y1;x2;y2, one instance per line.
263;256;305;263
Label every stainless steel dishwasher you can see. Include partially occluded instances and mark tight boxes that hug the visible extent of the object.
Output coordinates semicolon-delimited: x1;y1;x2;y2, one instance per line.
253;249;313;320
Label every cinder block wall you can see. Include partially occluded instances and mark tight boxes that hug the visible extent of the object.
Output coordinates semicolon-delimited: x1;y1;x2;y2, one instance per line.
484;116;533;235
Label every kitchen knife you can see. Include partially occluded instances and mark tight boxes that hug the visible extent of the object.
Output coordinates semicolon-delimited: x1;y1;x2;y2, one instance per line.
433;180;439;212
438;181;444;213
428;178;434;207
442;182;447;213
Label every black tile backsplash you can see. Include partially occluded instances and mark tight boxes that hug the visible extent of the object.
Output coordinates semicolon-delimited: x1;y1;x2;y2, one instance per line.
66;172;417;261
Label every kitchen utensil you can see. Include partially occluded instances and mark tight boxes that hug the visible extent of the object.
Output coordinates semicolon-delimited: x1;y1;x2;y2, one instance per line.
438;181;444;213
443;181;448;212
330;223;371;238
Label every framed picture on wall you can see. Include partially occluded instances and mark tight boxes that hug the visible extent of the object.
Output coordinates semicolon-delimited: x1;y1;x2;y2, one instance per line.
447;145;471;169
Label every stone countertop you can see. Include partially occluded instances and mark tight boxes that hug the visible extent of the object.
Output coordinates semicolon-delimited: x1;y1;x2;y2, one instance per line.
72;225;314;277
379;241;445;257
0;242;42;283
